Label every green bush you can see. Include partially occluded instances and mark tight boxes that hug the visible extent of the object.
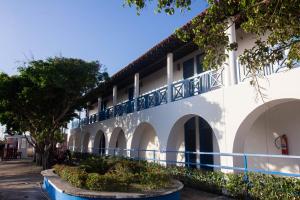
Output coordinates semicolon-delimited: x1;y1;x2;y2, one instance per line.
86;172;136;191
167;166;225;194
54;157;300;199
54;164;87;188
54;158;171;192
248;173;300;200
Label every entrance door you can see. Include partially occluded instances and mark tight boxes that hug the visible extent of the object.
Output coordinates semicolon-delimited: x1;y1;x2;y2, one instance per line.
199;118;214;171
184;118;196;168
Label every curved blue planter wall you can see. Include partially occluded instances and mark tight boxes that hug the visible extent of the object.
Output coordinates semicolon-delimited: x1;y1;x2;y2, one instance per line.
43;177;180;200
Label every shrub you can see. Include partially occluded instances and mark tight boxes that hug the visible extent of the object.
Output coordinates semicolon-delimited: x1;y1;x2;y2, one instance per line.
86;172;135;191
54;158;172;192
54;164;87;188
54;156;300;199
247;173;300;200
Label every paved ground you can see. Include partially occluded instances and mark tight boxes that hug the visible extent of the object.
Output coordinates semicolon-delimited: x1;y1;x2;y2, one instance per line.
0;159;231;200
0;159;48;200
181;187;232;200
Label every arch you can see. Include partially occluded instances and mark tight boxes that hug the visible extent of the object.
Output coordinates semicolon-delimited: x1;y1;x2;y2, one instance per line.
109;127;127;156
233;98;300;174
166;114;220;170
82;132;90;153
131;122;160;160
94;130;106;155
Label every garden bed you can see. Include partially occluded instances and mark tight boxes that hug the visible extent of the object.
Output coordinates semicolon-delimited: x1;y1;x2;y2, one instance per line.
42;157;183;200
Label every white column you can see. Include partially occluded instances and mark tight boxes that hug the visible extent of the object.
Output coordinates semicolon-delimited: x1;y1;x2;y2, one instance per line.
225;18;237;86
167;53;174;102
134;73;139;111
97;97;102;113
113;86;117;106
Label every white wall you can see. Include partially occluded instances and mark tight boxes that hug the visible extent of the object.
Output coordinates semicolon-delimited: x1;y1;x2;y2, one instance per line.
71;67;300;174
242;101;300;173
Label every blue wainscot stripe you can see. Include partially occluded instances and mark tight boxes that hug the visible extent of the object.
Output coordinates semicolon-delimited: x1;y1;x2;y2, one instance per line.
43;177;181;200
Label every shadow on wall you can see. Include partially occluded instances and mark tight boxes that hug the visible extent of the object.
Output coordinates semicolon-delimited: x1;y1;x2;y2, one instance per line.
130;122;160;160
164;94;224;170
233;98;300;174
72;93;225;165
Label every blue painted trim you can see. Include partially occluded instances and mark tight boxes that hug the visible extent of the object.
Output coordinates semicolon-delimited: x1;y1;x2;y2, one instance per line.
43;177;180;200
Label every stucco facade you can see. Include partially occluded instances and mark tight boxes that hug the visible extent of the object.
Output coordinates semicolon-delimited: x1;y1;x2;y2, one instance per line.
68;23;300;174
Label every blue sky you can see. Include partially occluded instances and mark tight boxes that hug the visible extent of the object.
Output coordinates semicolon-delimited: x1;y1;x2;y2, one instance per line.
0;0;207;76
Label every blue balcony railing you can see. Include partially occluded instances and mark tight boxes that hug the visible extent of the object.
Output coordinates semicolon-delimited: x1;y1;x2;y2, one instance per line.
137;86;167;111
172;69;223;101
71;69;224;127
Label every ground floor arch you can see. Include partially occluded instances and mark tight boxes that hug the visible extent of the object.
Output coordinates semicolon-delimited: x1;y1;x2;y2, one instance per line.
131;122;160;160
233;99;300;174
166;114;220;170
94;130;106;155
109;127;127;156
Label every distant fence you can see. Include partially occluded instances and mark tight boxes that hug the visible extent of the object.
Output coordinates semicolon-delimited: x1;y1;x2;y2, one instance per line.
68;146;300;178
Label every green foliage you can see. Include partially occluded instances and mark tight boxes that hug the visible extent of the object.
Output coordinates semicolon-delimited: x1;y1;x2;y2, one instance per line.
167;166;225;194
54;164;87;188
167;166;300;200
54;157;171;192
0;57;107;169
124;0;300;80
55;157;300;198
124;0;192;15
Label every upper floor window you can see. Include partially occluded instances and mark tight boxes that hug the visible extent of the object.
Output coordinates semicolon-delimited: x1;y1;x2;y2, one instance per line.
183;54;204;79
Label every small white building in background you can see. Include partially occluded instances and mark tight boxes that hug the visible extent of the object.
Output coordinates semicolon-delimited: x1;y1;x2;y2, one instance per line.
4;134;34;158
68;13;300;174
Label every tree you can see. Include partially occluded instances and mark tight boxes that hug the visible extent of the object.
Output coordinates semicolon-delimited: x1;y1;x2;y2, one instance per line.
124;0;300;83
0;57;108;169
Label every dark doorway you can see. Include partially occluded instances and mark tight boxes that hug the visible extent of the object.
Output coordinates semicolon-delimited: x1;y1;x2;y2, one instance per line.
199;118;214;171
183;58;194;79
184;118;196;168
128;87;134;100
99;133;106;155
184;116;214;170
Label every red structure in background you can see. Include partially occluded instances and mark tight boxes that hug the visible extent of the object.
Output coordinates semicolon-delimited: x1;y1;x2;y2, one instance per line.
0;138;22;160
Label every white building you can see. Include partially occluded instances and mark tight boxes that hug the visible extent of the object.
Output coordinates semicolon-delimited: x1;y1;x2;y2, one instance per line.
68;15;300;174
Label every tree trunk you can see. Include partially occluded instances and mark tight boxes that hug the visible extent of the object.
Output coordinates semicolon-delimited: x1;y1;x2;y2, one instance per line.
35;152;42;166
42;144;52;170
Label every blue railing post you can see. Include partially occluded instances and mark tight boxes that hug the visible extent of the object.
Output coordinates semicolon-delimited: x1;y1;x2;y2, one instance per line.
153;150;156;163
243;154;250;199
243;154;249;179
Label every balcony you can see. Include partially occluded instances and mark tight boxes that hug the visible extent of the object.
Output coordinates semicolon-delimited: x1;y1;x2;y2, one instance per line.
71;60;299;129
71;68;224;129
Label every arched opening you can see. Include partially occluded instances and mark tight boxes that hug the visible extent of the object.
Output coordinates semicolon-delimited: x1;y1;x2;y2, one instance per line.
82;132;90;153
131;122;160;161
233;99;300;174
109;128;127;156
167;114;220;170
94;130;106;155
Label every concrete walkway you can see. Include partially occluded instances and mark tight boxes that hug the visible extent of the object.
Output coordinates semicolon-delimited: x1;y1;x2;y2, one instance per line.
0;160;231;200
181;187;232;200
0;159;48;200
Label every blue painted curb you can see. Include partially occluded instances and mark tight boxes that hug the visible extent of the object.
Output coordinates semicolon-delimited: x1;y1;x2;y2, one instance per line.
43;177;181;200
